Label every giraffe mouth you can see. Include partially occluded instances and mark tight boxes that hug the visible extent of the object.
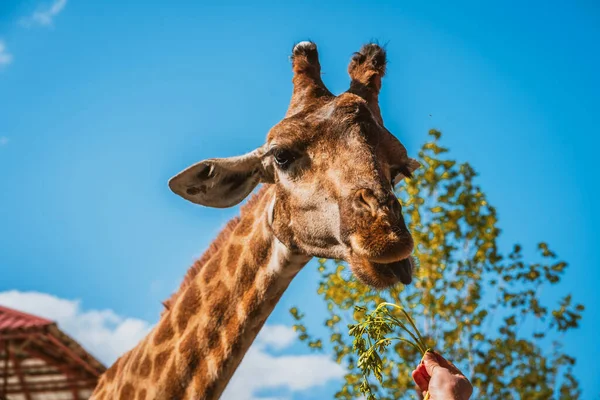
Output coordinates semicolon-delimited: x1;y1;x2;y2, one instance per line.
375;256;414;285
347;252;415;289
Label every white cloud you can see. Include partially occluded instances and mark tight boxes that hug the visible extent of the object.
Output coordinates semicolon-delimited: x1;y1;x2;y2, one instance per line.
0;137;9;146
0;291;344;399
223;325;345;400
253;324;298;350
20;0;68;28
0;41;13;66
0;290;152;365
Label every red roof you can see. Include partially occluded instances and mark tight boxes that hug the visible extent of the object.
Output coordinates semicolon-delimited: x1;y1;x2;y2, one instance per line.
0;305;106;400
0;305;53;332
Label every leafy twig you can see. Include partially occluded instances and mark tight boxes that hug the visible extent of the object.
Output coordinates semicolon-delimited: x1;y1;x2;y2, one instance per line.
349;302;431;400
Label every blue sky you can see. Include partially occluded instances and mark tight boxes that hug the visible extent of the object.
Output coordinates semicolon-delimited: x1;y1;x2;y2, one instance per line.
1;0;599;398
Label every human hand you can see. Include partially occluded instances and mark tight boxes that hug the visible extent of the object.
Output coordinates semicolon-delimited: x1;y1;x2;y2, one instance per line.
411;351;473;400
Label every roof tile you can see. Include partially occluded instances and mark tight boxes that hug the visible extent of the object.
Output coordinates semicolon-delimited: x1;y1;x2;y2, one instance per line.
0;305;53;332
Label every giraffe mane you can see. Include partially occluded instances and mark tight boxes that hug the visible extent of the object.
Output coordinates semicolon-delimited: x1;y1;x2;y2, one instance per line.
161;185;270;312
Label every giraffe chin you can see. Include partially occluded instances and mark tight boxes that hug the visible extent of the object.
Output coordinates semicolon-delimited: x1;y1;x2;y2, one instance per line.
348;253;415;289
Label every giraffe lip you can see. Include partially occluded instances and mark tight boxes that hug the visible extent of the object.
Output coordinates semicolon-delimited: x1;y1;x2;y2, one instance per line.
375;257;413;285
347;251;414;289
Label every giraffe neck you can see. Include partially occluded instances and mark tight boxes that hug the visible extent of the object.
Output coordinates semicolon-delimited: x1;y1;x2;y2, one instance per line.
92;186;311;400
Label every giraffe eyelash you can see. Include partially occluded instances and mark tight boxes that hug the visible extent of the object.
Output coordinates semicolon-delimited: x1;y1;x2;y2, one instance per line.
399;165;413;179
391;165;413;185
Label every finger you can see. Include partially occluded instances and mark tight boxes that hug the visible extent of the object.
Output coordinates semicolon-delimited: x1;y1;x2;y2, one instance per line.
415;363;430;381
431;352;464;376
422;351;442;376
411;369;429;392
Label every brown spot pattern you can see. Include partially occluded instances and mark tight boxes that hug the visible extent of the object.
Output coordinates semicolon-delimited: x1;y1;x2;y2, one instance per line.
234;259;256;294
154;315;175;345
194;373;217;400
152;350;171;381
235;215;255;237
137;389;147;400
118;383;134;400
225;243;242;276
205;281;230;324
202;253;222;284
206;326;221;350
251;238;272;266
176;282;202;332
139;354;152;378
163;361;186;400
178;328;200;365
223;313;244;356
130;348;142;374
242;286;262;321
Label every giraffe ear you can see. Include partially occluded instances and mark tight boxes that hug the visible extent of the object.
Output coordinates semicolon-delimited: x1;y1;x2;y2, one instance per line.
169;147;268;208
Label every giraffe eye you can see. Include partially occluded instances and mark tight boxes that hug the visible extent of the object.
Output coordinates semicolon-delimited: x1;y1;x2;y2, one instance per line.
273;148;297;170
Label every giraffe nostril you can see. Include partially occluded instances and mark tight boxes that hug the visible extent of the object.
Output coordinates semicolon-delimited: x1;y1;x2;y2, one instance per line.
353;189;380;215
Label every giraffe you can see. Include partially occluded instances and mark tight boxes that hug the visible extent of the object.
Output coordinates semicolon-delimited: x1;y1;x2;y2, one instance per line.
92;41;420;400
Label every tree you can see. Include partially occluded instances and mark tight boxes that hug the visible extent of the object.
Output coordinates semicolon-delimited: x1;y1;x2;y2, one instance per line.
290;130;584;399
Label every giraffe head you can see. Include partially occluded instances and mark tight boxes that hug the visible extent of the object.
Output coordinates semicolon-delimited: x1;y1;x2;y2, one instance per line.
169;42;420;289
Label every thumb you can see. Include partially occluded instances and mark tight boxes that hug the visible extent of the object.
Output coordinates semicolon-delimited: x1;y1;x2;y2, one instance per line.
422;351;442;377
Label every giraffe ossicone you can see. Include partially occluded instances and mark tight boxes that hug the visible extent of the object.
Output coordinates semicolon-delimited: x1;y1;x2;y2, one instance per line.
294;41;315;50
92;41;420;400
